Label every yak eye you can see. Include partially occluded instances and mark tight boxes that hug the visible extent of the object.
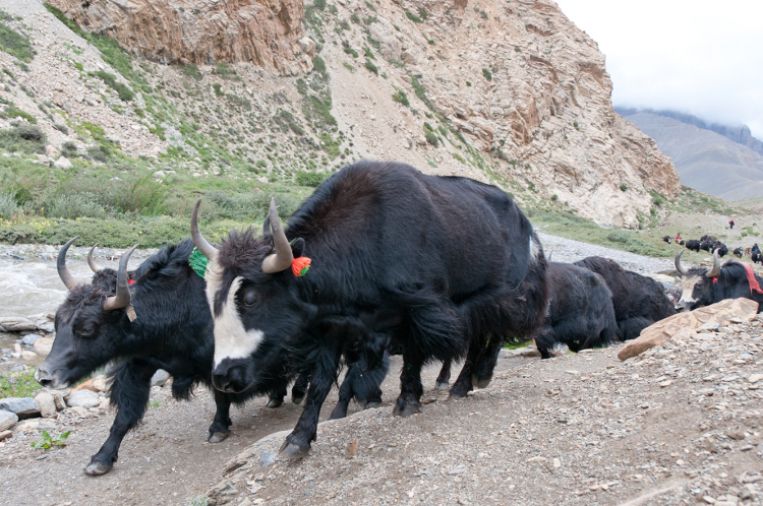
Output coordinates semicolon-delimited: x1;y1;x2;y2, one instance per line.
242;289;259;307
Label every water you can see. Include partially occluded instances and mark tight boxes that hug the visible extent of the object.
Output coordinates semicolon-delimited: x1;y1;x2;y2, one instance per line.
0;244;150;318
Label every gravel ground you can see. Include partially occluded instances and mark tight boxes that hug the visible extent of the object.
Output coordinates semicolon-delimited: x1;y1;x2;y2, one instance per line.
209;320;763;506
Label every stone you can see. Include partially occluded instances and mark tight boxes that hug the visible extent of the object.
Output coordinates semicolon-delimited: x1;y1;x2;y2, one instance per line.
13;418;57;432
619;298;759;360
749;374;763;384
0;316;37;333
66;390;100;408
21;350;37;361
52;391;67;411
34;392;57;418
20;334;41;346
33;336;54;357
0;430;11;441
0;410;18;431
53;156;72;169
151;369;170;387
0;397;40;418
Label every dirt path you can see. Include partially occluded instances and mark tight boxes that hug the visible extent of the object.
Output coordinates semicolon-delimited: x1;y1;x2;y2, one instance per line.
0;356;528;506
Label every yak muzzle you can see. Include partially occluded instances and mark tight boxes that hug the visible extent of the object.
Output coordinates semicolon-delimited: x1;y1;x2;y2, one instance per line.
211;361;251;394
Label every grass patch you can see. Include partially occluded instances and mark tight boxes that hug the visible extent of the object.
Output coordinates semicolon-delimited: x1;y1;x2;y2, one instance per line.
404;9;424;23
392;89;409;107
90;70;134;101
32;430;71;450
0;369;39;398
182;64;203;81
364;60;379;75
0;12;34;62
529;208;673;257
482;68;493;81
1;104;36;123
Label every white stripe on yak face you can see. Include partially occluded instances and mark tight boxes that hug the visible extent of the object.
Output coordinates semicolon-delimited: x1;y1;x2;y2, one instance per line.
204;262;264;368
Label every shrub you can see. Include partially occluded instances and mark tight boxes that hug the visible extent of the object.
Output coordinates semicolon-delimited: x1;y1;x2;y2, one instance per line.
425;130;439;147
482;68;493;81
364;60;379;75
0;192;18;218
296;170;330;187
45;194;106;219
0;123;46;153
182;64;203;81
61;141;78;157
619;183;628;192
1;105;36;123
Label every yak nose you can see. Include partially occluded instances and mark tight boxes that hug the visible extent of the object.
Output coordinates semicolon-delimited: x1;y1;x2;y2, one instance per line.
212;364;248;393
35;366;54;387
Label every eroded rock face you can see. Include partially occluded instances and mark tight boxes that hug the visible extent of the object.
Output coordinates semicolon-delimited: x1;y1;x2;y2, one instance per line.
48;0;308;74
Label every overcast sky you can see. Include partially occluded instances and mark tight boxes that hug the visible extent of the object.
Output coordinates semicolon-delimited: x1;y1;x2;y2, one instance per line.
554;0;763;138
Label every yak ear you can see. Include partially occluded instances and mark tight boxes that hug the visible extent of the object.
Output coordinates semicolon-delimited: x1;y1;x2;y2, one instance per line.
290;237;305;257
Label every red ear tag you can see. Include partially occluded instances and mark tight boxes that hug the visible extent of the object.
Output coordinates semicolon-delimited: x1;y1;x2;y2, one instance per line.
291;257;312;277
712;277;718;285
128;278;136;286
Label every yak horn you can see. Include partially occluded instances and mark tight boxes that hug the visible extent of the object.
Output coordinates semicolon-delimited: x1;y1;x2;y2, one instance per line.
261;198;293;274
707;249;721;278
191;199;218;261
87;246;101;273
57;237;80;290
674;250;688;276
103;246;136;311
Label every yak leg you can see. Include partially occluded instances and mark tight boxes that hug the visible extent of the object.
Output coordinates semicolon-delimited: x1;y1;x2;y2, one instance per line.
472;334;502;389
329;366;356;420
208;390;232;443
393;346;424;417
291;371;310;405
281;345;341;458
85;359;155;476
435;358;452;390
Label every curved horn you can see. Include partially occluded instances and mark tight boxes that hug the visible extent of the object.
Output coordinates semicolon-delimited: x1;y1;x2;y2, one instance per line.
103;245;136;311
57;237;79;290
707;249;721;278
674;250;688;276
261;198;294;274
87;246;101;273
191;199;218;260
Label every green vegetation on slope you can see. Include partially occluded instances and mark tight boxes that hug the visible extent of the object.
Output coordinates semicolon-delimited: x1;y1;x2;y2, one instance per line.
0;10;34;63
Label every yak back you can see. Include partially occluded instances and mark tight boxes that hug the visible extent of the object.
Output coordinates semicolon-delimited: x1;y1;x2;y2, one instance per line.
284;161;537;360
574;256;675;323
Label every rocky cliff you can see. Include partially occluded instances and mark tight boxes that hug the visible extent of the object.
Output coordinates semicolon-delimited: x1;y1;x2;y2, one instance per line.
0;0;680;228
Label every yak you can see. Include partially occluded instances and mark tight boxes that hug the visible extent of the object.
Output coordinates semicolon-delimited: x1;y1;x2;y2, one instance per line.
36;239;308;476
674;250;763;311
191;161;548;457
685;239;701;252
733;247;744;258
574;256;675;340
534;262;618;359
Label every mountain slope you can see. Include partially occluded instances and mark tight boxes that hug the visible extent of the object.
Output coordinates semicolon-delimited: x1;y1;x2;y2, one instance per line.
0;0;678;233
621;111;763;201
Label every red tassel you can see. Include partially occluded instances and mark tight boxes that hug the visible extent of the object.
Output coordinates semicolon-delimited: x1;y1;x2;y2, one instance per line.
291;257;312;277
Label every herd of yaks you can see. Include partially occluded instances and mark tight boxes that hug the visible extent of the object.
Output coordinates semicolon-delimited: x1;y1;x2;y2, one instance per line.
32;161;763;475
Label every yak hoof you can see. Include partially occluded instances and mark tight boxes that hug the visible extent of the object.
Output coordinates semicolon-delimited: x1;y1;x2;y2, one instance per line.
363;401;382;410
266;398;284;409
291;393;305;405
435;381;450;391
208;431;230;444
328;407;347;420
280;442;309;460
392;400;421;417
84;460;113;476
474;377;492;389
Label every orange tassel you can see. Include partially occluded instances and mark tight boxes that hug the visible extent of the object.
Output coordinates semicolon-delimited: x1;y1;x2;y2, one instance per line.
291;257;312;277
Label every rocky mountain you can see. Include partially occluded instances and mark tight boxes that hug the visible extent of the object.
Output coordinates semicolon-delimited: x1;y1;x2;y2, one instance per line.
620;110;763;201
618;107;763;157
0;0;679;229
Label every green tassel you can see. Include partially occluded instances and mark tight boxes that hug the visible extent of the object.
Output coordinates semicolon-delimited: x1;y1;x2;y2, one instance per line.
188;247;208;278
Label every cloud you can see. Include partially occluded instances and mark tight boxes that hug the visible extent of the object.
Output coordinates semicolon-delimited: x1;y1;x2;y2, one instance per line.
555;0;763;138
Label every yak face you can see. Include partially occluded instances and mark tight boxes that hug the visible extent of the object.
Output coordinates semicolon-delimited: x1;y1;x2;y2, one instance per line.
194;202;314;394
676;271;707;311
38;284;127;388
36;240;136;389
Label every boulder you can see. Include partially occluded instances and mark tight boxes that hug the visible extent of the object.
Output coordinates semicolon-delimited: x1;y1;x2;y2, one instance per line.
20;334;41;346
33;336;53;357
0;397;40;418
0;316;37;333
618;298;759;361
34;391;57;418
0;410;18;431
66;390;100;408
150;369;170;387
53;156;72;170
